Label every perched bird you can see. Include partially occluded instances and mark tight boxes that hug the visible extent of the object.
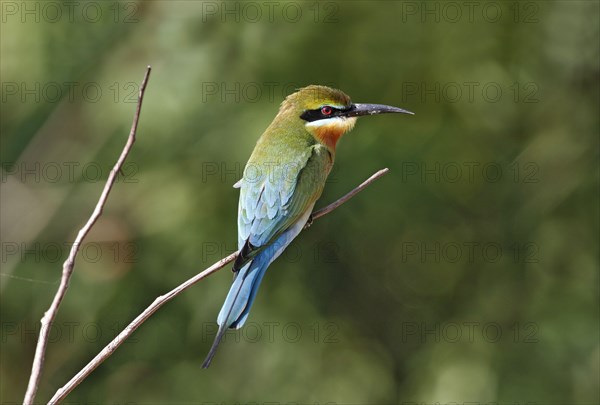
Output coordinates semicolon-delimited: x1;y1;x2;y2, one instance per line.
202;85;412;368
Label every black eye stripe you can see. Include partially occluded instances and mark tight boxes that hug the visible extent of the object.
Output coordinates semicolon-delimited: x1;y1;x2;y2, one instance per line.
300;106;349;122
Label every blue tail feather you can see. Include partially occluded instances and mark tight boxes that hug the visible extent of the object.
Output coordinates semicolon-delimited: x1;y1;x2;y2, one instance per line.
201;250;274;368
217;255;269;329
202;209;312;368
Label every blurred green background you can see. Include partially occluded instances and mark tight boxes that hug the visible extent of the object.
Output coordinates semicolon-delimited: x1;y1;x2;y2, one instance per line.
1;1;598;403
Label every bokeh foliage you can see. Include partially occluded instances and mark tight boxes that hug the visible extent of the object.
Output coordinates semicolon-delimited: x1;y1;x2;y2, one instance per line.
1;1;598;403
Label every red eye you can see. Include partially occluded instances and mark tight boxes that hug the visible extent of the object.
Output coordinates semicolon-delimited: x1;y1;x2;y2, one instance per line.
321;106;333;116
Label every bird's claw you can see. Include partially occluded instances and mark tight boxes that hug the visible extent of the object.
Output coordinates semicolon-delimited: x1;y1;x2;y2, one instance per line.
305;214;314;229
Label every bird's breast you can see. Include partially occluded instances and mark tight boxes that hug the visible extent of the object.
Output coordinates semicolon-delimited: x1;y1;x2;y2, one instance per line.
305;117;357;150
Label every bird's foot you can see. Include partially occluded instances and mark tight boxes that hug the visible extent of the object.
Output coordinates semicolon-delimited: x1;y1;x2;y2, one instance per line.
305;214;314;229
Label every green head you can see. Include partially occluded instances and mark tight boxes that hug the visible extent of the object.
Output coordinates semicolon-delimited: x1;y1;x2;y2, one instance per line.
276;85;413;150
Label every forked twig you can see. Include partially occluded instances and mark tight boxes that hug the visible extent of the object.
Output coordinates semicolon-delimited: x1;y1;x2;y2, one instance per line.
23;66;152;405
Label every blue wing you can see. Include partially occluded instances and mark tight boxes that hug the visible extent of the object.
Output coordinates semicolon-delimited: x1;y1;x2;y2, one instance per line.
237;147;315;249
221;144;328;324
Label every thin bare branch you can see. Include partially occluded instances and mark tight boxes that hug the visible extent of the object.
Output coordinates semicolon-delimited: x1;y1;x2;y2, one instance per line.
23;66;152;405
309;168;389;223
47;167;389;404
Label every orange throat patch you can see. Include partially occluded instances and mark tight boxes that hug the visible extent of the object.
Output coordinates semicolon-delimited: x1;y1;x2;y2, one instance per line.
306;117;357;150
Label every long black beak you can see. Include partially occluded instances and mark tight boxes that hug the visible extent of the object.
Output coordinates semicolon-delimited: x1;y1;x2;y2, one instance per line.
343;103;414;117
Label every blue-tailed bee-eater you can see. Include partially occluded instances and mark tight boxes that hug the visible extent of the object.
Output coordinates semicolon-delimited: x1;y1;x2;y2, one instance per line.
202;85;412;367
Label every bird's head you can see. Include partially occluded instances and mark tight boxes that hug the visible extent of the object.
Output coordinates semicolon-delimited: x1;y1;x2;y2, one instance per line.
277;85;413;150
